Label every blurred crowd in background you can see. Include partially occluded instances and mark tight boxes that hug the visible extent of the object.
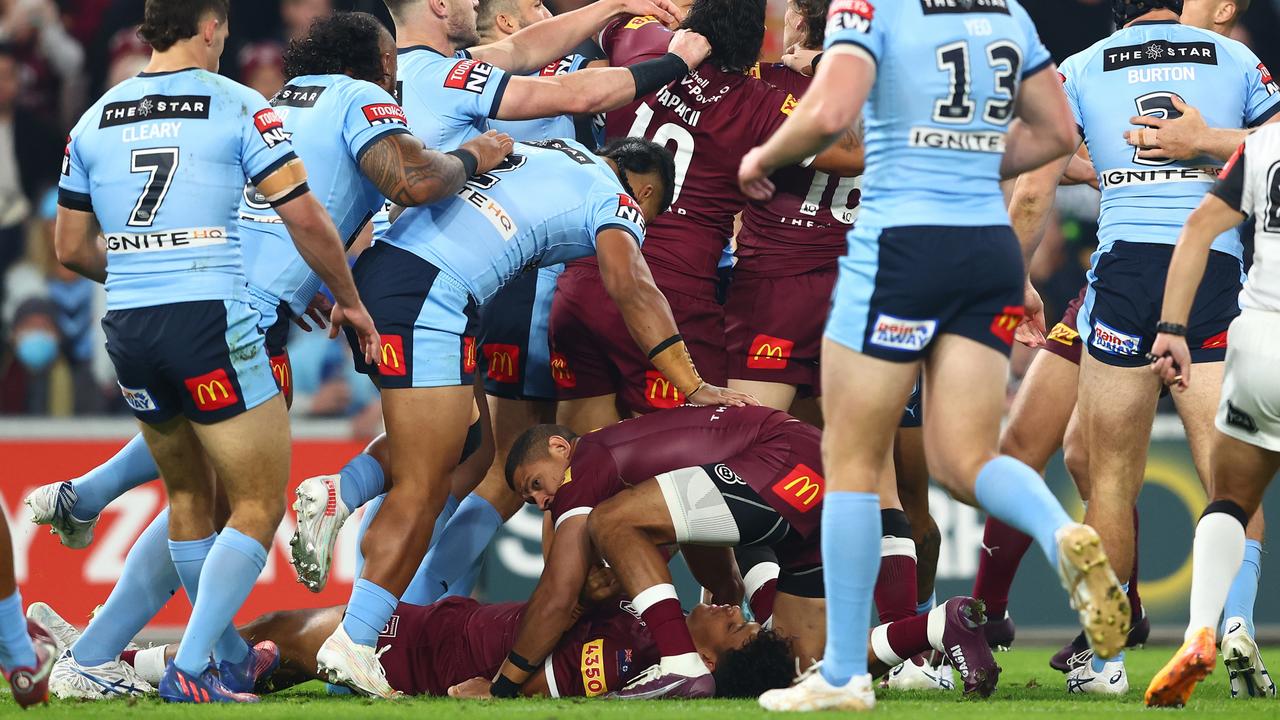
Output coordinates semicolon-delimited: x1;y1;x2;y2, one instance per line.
0;0;1275;423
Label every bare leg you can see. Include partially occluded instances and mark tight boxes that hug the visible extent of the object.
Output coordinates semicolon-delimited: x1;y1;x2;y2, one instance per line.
557;394;621;435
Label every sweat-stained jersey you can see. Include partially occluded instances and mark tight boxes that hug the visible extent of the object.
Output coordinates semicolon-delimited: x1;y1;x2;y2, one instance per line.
58;68;297;310
239;75;410;317
371;45;511;239
597;16;799;296
823;0;1053;231
736;62;856;277
1059;20;1280;259
1210;125;1280;312
382;139;646;304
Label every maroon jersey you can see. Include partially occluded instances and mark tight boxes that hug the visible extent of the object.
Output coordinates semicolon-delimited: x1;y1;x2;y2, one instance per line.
735;62;857;278
376;597;656;698
596;17;798;296
550;405;823;536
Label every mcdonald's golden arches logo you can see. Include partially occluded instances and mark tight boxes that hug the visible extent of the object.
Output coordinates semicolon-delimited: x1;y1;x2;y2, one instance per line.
989;305;1025;347
747;334;794;371
644;370;684;409
771;463;825;513
380;335;407;377
484;343;520;383
184;368;239;412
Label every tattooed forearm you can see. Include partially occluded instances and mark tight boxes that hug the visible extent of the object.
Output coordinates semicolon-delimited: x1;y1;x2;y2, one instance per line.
360;133;468;207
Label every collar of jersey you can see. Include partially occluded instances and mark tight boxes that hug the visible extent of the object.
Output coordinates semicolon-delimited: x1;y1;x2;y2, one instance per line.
397;44;448;57
1127;19;1179;26
136;67;201;78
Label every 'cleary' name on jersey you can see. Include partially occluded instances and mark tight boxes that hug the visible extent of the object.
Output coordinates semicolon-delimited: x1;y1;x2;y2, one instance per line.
1060;20;1280;259
238;74;410;317
59;68;297;310
371;45;511;239
381;139;645;304
824;0;1052;230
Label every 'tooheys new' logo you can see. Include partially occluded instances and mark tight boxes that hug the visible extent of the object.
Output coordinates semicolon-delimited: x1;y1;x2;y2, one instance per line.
828;0;875;34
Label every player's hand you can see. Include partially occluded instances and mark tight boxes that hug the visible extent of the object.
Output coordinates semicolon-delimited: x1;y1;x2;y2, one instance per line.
614;0;684;28
293;292;333;332
447;677;494;699
667;29;711;71
581;564;622;604
329;302;381;366
688;384;758;407
1015;280;1047;348
460;130;515;176
1125;96;1204;162
738;147;777;202
781;46;821;77
1149;332;1191;391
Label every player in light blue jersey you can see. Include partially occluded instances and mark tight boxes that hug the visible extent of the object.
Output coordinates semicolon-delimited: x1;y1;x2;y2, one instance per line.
51;0;381;703
1000;0;1280;694
311;137;753;697
739;0;1129;710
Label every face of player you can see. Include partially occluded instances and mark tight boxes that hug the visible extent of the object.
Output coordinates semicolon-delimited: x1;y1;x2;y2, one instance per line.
515;0;553;28
446;0;482;50
514;435;574;511
1179;0;1231;31
782;0;804;52
686;604;761;667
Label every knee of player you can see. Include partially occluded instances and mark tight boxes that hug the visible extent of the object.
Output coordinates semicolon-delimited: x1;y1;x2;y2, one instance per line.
586;505;624;545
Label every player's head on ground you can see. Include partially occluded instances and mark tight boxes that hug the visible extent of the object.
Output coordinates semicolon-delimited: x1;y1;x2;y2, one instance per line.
477;0;552;40
684;604;794;698
680;0;766;74
384;0;482;49
506;423;580;510
783;0;828;53
1112;0;1182;28
284;11;397;94
1180;0;1249;32
139;0;230;72
596;137;677;222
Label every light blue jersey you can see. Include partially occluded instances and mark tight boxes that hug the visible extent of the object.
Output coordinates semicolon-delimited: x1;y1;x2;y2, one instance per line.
489;52;589;142
59;68;297;310
824;0;1052;230
239;75;410;317
382;139;646;303
1060;20;1280;258
371;46;511;238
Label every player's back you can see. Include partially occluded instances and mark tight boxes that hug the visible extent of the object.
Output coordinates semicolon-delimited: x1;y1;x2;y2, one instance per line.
828;0;1052;231
737;63;856;276
1226;124;1280;312
603;16;798;293
384;139;643;303
62;69;292;310
489;46;592;143
240;74;409;316
1061;21;1280;257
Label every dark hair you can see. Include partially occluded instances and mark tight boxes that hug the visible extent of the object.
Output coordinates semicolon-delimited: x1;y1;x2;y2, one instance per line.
596;137;677;215
793;0;829;50
138;0;229;52
1112;0;1182;28
681;0;766;74
504;424;579;490
713;629;795;698
284;12;387;83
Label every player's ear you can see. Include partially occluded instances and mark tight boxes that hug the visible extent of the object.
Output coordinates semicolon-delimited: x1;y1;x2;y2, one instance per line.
497;11;519;35
200;14;219;45
699;650;716;672
1217;0;1237;24
430;0;450;20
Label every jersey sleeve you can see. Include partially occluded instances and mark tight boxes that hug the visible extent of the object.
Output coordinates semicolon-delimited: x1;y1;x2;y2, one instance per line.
590;185;647;246
550;441;618;529
440;58;512;120
1058;53;1085;132
240;91;300;186
1240;54;1280;127
57;117;92;212
343;81;412;164
751;84;801;146
823;0;883;66
1209;141;1249;214
1011;0;1052;78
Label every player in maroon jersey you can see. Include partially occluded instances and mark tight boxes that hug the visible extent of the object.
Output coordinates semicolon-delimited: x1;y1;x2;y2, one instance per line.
459;406;997;700
549;0;861;431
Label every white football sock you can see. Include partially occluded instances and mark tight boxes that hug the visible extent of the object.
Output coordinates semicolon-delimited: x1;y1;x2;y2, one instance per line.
133;644;169;685
1187;512;1246;642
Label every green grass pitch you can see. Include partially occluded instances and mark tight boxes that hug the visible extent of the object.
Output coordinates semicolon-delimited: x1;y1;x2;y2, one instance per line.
5;646;1276;717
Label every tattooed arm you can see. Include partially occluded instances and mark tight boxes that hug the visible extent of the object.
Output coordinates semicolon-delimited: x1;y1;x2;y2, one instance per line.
359;130;515;207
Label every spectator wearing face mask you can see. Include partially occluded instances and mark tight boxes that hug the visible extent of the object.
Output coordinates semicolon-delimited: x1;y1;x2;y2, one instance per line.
0;297;70;415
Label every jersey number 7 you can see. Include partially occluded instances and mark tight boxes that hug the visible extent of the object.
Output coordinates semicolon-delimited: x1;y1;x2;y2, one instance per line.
127;147;179;227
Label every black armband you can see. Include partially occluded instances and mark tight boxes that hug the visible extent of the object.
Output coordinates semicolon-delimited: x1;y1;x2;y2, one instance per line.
1156;322;1187;336
491;673;520;698
628;53;689;98
506;651;537;674
267;182;310;208
447;149;479;179
647;333;683;360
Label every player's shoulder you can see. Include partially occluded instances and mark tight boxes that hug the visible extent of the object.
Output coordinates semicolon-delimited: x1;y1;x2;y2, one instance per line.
1058;36;1110;77
1245;122;1280;152
601;14;669;61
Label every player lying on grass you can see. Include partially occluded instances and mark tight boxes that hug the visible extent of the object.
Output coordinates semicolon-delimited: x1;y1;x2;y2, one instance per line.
450;405;999;700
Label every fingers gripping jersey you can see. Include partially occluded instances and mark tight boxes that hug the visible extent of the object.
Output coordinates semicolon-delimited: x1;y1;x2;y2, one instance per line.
824;0;1052;230
58;69;298;310
371;46;511;239
382;139;646;303
736;63;856;277
1211;125;1280;312
239;75;410;317
1059;21;1280;259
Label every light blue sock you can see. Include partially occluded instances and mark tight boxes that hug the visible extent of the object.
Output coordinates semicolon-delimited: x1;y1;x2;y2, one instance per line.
402;494;496;605
974;456;1072;566
353;494;385;578
916;591;936;615
1092;582;1129;669
166;532;248;664
444;562;482;599
338;454;386;511
173;528;267;675
69;434;158;520
343;579;399;647
0;591;35;669
72;509;179;666
1221;540;1262;637
820;492;880;687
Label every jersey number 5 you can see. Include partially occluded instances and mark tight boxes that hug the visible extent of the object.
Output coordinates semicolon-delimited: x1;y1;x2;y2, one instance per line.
933;40;1022;126
127;148;179;227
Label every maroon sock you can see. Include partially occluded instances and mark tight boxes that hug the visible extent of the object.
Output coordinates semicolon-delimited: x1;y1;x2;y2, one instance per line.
1128;507;1143;617
882;613;932;662
749;578;777;624
120;649;138;667
876;553;919;624
972;516;1033;619
639;597;697;658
